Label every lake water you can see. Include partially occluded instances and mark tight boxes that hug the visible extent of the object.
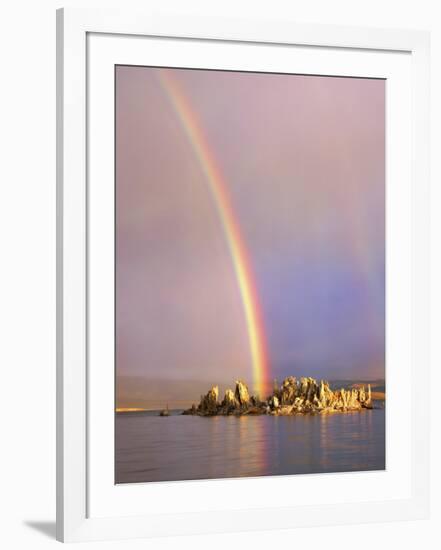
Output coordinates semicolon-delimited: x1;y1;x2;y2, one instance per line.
116;407;385;484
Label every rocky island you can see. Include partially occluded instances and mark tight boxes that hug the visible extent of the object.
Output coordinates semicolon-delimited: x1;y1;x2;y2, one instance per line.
182;376;374;416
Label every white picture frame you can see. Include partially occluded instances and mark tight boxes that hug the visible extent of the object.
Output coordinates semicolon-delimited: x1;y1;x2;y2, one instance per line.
56;7;430;543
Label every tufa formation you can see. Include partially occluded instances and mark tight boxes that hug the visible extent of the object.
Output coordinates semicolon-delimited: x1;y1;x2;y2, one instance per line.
182;377;373;416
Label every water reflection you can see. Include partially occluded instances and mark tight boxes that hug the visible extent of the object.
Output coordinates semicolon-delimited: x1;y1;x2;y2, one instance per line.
115;409;385;484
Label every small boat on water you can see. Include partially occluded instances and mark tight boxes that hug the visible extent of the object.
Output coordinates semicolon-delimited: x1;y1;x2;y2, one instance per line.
159;405;170;417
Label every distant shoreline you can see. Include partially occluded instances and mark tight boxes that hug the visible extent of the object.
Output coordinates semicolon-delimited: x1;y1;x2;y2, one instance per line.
116;379;386;413
116;403;386;416
370;391;386;400
116;408;184;414
115;407;149;413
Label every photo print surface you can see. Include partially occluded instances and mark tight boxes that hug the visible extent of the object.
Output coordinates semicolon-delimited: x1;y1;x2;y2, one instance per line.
115;66;385;484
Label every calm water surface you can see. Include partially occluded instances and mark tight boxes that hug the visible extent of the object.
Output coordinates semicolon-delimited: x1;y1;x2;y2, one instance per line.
116;409;385;483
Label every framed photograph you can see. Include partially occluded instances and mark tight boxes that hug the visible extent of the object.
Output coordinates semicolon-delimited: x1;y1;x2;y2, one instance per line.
56;8;430;543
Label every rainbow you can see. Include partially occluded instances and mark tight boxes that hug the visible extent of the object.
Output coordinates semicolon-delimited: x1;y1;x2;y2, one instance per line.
157;69;269;397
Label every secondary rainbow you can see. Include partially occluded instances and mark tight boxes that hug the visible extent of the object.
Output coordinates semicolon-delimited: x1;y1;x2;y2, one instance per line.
157;69;269;397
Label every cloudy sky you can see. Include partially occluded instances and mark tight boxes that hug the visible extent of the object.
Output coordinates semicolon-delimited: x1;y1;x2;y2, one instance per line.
115;66;385;409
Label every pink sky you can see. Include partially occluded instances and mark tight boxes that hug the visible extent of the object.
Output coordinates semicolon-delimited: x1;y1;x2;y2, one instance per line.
115;66;385;408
